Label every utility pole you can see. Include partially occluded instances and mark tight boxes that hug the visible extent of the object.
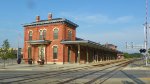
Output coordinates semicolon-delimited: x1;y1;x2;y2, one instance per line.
125;0;149;66
17;30;19;60
16;30;21;61
144;0;149;66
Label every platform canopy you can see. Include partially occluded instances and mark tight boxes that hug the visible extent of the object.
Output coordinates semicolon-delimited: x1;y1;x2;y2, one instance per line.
61;40;118;53
27;40;51;45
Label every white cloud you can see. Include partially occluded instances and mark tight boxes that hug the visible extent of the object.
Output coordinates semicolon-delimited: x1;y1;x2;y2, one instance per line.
77;26;145;53
59;12;144;53
112;16;134;24
60;12;133;24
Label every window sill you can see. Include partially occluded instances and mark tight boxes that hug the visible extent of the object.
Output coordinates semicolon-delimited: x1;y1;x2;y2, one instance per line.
53;59;58;60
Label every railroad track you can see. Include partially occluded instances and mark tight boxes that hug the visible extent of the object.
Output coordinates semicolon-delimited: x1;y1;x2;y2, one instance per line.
84;61;132;84
55;60;132;84
0;60;124;80
0;60;130;84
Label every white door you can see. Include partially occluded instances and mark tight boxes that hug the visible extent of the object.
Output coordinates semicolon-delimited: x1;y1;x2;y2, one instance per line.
38;46;45;60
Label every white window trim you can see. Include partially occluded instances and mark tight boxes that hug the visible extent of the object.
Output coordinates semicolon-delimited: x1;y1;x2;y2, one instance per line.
27;46;31;48
38;28;47;32
39;29;43;32
28;30;33;34
52;45;58;48
68;29;72;33
43;28;47;31
53;27;59;31
39;30;43;35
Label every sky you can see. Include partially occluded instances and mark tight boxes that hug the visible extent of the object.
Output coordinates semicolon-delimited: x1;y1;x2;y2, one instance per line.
0;0;148;53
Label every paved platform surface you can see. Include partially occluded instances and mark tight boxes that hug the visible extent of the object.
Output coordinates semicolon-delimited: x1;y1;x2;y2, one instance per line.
0;60;119;71
103;59;150;84
0;60;126;84
1;59;150;84
0;63;87;71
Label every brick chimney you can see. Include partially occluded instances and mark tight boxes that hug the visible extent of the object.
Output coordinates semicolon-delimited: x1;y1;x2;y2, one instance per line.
36;16;40;22
48;13;52;20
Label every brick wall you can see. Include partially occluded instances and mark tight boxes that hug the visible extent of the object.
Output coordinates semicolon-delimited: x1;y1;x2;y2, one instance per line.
23;22;76;64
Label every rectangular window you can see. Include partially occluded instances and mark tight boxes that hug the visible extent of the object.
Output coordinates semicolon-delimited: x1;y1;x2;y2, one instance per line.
54;29;58;39
39;30;46;40
29;36;32;40
54;33;58;39
29;31;32;40
68;30;72;40
43;30;46;40
39;35;43;40
39;30;43;40
53;46;58;59
28;47;32;59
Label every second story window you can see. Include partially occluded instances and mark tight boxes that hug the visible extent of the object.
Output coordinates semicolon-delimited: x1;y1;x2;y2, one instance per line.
68;30;72;40
53;29;58;39
43;30;46;40
29;31;32;40
39;30;43;40
39;30;46;40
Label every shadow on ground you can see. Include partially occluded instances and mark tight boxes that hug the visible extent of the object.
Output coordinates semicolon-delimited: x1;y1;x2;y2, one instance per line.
121;70;145;84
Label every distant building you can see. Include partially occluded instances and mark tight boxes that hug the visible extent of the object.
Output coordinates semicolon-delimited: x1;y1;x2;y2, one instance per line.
104;43;124;59
23;13;122;64
104;43;117;50
117;53;124;59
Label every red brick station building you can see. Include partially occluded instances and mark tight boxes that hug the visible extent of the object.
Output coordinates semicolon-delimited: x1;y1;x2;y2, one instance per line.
23;13;123;64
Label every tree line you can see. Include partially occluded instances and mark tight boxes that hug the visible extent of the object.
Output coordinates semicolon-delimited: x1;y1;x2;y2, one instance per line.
0;39;16;68
123;53;143;59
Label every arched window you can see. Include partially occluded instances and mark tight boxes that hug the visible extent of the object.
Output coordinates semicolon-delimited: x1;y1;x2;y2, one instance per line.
53;29;58;39
43;30;46;40
68;30;72;40
39;30;43;40
39;30;46;40
29;31;32;40
53;46;58;59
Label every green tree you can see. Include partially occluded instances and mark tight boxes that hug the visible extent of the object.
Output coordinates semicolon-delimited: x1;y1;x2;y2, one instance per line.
0;39;10;68
123;53;130;58
123;53;142;59
8;48;17;64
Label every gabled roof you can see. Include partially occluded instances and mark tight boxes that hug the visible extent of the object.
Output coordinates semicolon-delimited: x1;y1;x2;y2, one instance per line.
23;18;78;27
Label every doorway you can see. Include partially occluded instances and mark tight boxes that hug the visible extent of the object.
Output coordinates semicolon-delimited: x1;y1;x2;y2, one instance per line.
38;46;45;60
28;47;32;59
